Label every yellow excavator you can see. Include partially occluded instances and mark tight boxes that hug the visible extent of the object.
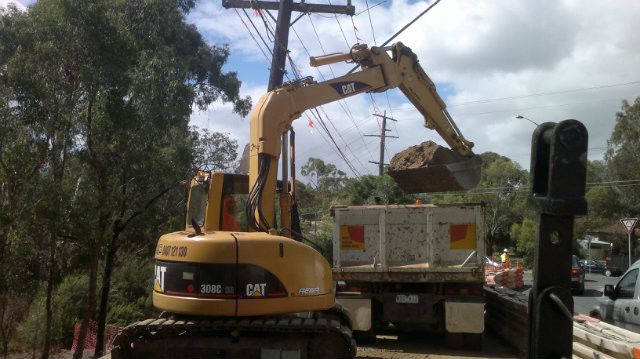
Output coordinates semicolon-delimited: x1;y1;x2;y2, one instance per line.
111;42;481;359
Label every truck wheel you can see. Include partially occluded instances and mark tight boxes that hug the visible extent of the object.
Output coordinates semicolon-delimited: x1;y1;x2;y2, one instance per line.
604;269;612;277
465;333;483;350
445;332;464;349
353;328;376;344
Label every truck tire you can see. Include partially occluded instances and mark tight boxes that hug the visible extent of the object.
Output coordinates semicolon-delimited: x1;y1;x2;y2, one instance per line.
465;333;483;350
353;328;376;344
445;332;464;349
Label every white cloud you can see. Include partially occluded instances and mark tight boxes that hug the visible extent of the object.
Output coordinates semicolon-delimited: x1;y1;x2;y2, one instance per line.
0;0;27;10
188;0;640;180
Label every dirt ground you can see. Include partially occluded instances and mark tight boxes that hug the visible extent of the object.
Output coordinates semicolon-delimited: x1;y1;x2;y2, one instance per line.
355;332;520;359
5;350;83;359
6;331;521;359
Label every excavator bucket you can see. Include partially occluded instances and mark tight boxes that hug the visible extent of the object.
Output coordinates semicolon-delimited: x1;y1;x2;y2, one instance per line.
388;141;482;193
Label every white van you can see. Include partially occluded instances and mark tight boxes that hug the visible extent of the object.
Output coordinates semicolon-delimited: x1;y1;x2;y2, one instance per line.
590;260;640;333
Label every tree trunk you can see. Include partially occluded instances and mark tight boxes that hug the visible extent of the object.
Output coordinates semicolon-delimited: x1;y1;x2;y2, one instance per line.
93;239;118;358
40;237;55;359
72;237;102;359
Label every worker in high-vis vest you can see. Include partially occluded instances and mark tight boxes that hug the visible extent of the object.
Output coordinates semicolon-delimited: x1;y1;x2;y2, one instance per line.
501;248;510;268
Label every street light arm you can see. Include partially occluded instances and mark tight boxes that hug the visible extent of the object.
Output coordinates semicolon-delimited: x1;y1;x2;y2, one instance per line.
515;115;540;126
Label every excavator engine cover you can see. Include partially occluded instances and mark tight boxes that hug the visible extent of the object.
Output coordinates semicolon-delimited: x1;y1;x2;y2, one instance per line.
388;141;482;193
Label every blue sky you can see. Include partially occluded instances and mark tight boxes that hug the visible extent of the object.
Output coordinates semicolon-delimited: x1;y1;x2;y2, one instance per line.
4;0;640;180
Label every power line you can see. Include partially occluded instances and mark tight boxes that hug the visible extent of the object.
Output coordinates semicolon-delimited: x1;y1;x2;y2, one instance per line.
448;81;640;107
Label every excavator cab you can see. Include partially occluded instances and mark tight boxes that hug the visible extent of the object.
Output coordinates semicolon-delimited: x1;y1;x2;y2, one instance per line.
186;172;250;233
185;172;291;233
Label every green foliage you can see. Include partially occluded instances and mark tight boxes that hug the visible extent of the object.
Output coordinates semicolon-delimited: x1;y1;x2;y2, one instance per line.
585;186;623;220
18;273;89;350
510;219;536;267
0;1;250;354
105;255;154;326
301;157;346;191
433;152;530;254
192;129;239;172
605;97;640;216
345;174;416;205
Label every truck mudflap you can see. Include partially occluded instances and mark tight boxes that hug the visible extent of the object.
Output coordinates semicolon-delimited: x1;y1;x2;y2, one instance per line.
335;298;372;332
111;315;356;359
445;301;485;334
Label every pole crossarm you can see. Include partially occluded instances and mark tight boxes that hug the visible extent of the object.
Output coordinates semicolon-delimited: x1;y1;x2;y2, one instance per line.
222;0;355;15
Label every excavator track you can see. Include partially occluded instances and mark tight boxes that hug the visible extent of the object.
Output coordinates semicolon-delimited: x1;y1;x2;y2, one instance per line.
111;314;356;359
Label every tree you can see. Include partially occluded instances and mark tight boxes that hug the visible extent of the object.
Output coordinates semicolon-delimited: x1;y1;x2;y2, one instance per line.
345;173;415;205
510;219;536;267
0;1;251;357
605;97;640;216
300;158;346;232
434;152;530;254
192;129;239;172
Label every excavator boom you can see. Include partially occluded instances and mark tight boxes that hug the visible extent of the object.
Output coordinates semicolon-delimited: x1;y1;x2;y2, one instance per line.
250;43;480;225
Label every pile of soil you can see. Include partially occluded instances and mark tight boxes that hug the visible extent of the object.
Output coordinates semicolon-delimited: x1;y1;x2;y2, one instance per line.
389;141;466;170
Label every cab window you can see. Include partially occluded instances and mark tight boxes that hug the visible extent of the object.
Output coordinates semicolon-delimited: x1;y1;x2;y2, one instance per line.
616;269;638;299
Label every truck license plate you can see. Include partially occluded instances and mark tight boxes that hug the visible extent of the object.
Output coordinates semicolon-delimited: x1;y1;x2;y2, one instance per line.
395;294;419;304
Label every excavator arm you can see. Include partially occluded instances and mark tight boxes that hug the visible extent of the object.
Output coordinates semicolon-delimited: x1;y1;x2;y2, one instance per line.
247;42;481;233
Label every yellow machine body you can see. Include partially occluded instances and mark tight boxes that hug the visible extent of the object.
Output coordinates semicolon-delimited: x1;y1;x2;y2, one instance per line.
152;171;334;317
153;231;333;316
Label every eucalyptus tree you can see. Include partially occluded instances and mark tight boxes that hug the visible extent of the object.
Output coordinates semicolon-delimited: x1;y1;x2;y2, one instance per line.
1;0;251;357
605;97;640;216
434;152;530;254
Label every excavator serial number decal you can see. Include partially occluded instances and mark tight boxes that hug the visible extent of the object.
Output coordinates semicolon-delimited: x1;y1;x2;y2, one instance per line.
329;81;372;97
156;244;188;258
201;284;223;294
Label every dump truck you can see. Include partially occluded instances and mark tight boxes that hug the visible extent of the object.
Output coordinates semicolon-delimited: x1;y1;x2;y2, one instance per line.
332;203;485;349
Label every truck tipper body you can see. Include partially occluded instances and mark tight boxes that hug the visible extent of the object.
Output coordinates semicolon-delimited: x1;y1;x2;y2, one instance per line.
332;203;485;347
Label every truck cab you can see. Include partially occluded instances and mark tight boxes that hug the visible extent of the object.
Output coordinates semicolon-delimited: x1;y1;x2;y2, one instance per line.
590;259;640;333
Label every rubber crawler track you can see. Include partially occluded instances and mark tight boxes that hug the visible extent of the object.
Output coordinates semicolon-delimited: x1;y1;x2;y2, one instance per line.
111;315;356;359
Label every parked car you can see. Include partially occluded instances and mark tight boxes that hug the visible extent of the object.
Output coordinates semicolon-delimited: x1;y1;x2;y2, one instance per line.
571;255;585;295
590;260;640;333
578;259;623;277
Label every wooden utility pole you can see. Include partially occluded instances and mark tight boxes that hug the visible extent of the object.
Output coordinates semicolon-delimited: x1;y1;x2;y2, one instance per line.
221;0;355;234
366;112;398;176
222;0;355;91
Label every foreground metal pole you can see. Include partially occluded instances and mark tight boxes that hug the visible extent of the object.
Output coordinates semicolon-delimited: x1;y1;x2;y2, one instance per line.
527;120;588;359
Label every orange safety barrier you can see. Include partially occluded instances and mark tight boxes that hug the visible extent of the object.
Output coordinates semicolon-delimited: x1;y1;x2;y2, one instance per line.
71;320;122;354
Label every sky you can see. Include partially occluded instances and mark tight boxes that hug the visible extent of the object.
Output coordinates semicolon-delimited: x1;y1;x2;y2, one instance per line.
3;0;640;180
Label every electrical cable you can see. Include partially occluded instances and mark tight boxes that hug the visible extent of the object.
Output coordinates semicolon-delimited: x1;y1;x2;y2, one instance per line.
313;108;362;177
355;0;388;16
318;107;369;173
233;8;272;64
362;0;377;45
290;23;376;166
448;81;640;107
241;8;274;57
346;0;442;75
